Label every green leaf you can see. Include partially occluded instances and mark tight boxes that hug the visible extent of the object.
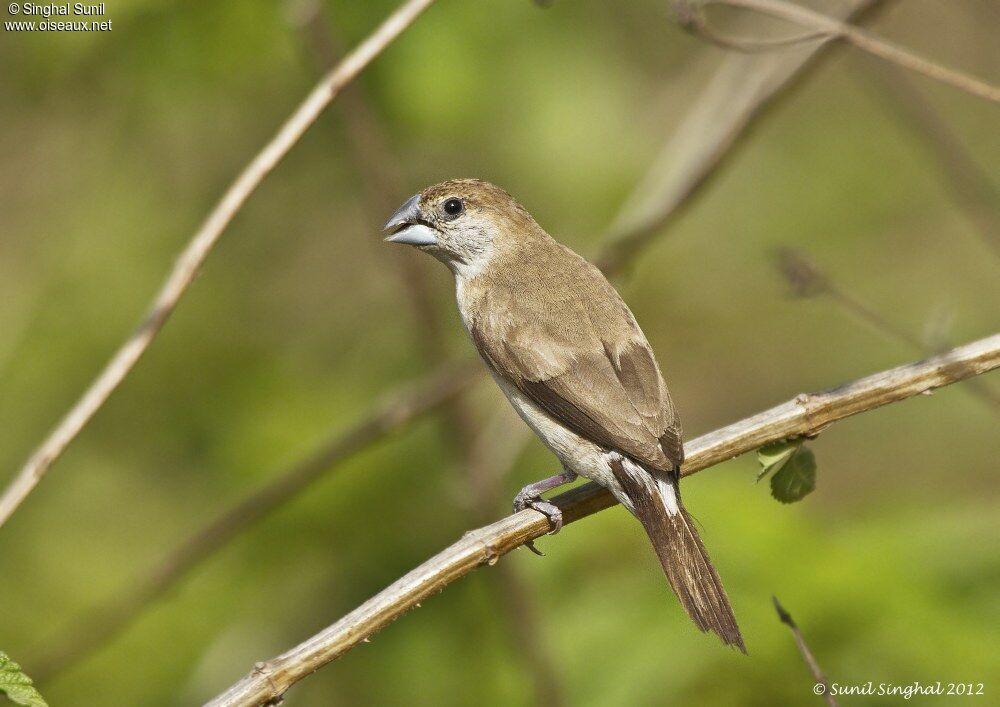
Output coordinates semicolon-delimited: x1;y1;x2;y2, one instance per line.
0;652;47;707
770;445;817;503
756;439;817;503
755;439;800;482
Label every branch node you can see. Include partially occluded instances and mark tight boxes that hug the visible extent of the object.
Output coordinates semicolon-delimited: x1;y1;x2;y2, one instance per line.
250;660;285;706
771;595;795;627
463;528;503;565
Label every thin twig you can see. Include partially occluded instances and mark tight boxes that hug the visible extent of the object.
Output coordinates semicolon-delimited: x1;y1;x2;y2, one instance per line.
772;597;838;707
29;363;474;682
205;334;1000;707
776;248;1000;413
696;0;1000;103
598;0;886;273
670;0;827;53
0;0;439;530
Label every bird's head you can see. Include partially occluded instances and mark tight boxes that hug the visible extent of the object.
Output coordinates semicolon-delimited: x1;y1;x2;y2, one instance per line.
382;179;536;278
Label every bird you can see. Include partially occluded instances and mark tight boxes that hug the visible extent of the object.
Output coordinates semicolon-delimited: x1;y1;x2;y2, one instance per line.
383;179;744;651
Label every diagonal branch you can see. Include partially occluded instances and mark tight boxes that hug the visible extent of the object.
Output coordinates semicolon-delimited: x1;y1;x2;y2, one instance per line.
775;248;1000;414
690;0;1000;103
29;363;474;682
205;334;1000;707
597;0;887;273
773;597;838;707
0;0;439;530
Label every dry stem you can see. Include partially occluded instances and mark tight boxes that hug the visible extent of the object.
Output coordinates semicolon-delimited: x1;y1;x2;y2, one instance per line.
206;334;1000;706
0;0;439;529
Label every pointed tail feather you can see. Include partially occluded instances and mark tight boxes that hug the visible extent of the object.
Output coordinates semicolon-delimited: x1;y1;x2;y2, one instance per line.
609;456;745;652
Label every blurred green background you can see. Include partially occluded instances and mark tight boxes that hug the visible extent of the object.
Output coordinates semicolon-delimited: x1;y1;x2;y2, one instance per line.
2;0;998;704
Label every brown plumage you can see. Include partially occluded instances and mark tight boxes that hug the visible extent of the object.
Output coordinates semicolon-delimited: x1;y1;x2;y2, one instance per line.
384;179;744;651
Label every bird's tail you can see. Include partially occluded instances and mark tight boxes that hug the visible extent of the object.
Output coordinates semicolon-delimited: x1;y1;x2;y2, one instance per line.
609;456;745;652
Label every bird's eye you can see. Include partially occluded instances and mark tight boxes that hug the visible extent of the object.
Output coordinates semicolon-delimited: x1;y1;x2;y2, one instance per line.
443;198;464;217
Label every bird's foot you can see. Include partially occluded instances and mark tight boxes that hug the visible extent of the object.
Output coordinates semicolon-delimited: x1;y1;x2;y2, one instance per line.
512;470;576;555
513;496;562;556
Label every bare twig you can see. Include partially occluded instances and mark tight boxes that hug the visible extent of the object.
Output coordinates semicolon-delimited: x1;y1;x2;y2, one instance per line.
692;0;1000;104
776;249;925;350
0;0;439;530
670;0;827;53
29;363;473;682
776;248;1000;412
772;597;838;707
853;63;1000;258
598;0;886;273
206;334;1000;707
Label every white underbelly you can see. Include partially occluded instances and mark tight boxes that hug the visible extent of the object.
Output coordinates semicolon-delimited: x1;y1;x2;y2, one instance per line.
491;374;634;508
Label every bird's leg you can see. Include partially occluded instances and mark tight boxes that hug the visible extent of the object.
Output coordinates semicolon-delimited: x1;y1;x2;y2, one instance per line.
513;468;577;555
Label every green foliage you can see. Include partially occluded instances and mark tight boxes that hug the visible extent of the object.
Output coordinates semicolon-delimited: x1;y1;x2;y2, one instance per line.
0;652;47;707
756;439;817;503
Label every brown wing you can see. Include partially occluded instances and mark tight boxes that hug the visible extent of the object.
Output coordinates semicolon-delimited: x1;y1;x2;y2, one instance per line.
468;251;682;472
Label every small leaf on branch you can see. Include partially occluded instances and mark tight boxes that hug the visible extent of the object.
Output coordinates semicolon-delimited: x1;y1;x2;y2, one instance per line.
756;439;817;503
0;652;48;707
756;439;798;482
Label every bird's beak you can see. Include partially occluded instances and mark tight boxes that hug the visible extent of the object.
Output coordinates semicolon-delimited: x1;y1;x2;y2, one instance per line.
383;193;438;246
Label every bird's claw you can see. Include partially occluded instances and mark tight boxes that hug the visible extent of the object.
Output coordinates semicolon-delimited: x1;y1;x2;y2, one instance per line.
513;495;564;555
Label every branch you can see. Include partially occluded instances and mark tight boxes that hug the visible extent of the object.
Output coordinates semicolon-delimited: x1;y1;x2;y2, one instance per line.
691;0;1000;104
29;363;473;682
0;0;439;530
772;597;838;707
205;334;1000;707
597;0;886;272
775;248;1000;414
